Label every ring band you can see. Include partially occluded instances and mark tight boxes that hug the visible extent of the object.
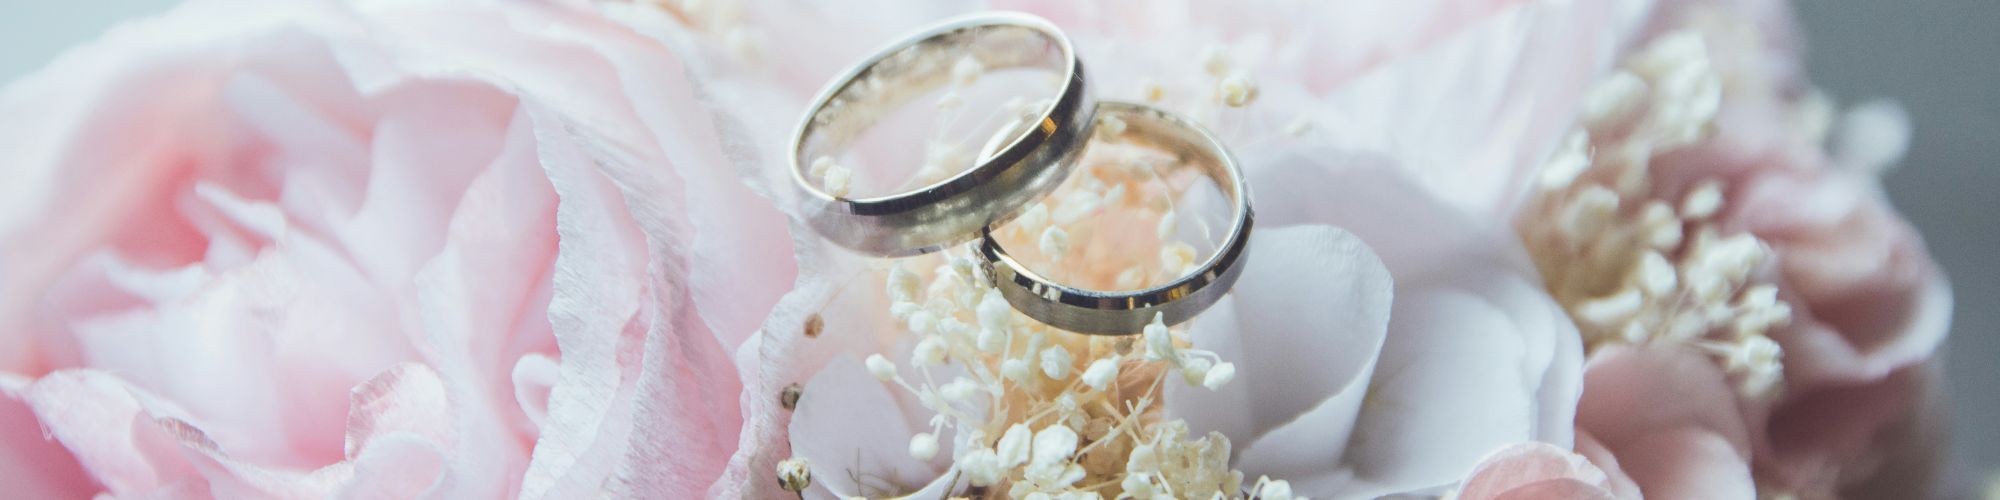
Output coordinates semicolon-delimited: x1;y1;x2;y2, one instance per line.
979;101;1254;335
791;12;1092;257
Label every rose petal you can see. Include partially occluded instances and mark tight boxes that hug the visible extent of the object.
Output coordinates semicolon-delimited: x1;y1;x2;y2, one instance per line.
1243;146;1583;496
1615;428;1755;499
1168;225;1393;487
790;355;955;499
1310;0;1644;219
1458;442;1612;500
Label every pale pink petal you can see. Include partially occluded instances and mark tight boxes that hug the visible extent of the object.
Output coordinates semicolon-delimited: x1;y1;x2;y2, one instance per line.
1730;169;1951;388
1458;442;1614;500
1166;225;1392;491
516;109;674;499
1575;432;1642;499
1577;347;1750;454
1493;480;1619;500
710;247;905;498
0;375;96;498
1240;147;1583;496
791;355;958;499
1309;0;1648;219
1616;428;1755;499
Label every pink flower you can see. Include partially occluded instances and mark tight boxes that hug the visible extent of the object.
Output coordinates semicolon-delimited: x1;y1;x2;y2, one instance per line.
1456;442;1623;500
1554;0;1954;496
0;0;793;497
1574;346;1757;499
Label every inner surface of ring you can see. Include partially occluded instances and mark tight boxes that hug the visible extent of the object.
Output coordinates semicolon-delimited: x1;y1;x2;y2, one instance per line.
980;100;1249;336
796;23;1069;201
993;104;1243;284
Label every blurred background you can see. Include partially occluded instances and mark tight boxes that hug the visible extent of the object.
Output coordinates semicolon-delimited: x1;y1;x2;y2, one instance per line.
3;1;1993;497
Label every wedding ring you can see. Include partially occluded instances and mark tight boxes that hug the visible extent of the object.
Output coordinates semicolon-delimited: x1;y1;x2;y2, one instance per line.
791;12;1092;256
979;101;1253;335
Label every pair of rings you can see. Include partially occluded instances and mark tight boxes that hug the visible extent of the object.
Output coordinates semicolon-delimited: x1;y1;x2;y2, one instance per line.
790;13;1252;336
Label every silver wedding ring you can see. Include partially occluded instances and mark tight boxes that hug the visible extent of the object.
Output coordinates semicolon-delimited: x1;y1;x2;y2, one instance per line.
793;15;1251;335
979;101;1253;335
790;12;1091;257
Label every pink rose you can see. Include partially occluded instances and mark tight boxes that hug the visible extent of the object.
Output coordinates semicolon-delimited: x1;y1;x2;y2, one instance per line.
0;0;794;497
1539;0;1953;496
1638;2;1951;496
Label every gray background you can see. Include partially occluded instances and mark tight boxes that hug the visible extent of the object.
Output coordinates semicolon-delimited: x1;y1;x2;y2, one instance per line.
1791;2;1999;497
3;0;1994;496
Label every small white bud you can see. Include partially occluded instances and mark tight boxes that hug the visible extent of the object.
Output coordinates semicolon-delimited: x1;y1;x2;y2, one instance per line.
1202;362;1236;390
1040;345;1074;380
1575;288;1644;325
1015;202;1051;235
1125;443;1157;473
1583;70;1646;131
997;423;1033;468
1097;114;1128;139
1001;358;1032;384
1039;226;1070;261
1160;242;1198;276
1200;45;1230;76
1219;72;1257;107
1052;190;1102;225
1156;210;1178;240
962;448;1003;486
941;377;978;401
951;55;985;87
809;156;836;179
1122;473;1158;499
977;327;1008;353
1082;358;1120;391
1638;251;1678;295
1056;394;1080;416
1682;180;1725;219
1180;357;1213;385
1102;183;1127;208
776;457;812;493
909;432;939;460
977;289;1012;331
1115;267;1146;290
1143;313;1175;360
1539;131;1592;189
1727;335;1782;372
912;336;946;366
1031;424;1079;467
906;310;938;336
1561;185;1621;238
886;264;921;303
865;354;897;381
939;317;972;339
1640;201;1683;249
1257;478;1295;500
821;164;852;198
1139;78;1166;102
888;300;921;321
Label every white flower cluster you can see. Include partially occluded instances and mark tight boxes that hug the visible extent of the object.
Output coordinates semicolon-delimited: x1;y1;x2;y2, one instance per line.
1520;31;1792;400
834;126;1288;498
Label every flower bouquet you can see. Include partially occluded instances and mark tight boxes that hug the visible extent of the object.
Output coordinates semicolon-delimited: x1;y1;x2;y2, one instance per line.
0;0;1950;499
